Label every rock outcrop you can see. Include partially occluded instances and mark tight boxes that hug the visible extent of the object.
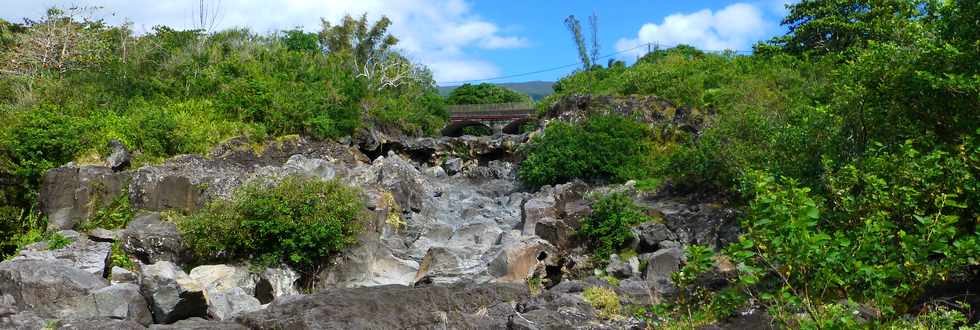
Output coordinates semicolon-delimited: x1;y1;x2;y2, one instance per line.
10;126;746;328
13;231;112;277
236;283;530;329
40;166;130;230
0;259;109;309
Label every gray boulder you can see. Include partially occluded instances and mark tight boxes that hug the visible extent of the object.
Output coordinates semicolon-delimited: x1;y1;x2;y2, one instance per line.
644;248;684;302
655;199;739;249
110;266;138;284
237;283;529;329
443;157;463;175
0;259;109;309
256;267;300;303
188;264;259;296
87;227;118;242
521;181;590;251
487;236;557;283
149;317;248;330
35;283;152;326
14;233;112;277
58;319;145;330
106;139;131;172
617;279;654;305
0;305;46;330
121;212;188;265
633;222;677;253
188;264;265;320
139;261;207;324
206;287;263;320
605;254;639;279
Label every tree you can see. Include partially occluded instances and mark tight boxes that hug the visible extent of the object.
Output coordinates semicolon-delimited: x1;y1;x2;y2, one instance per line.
564;15;590;69
319;14;398;66
771;0;928;56
319;14;426;91
445;83;530;105
0;7;110;80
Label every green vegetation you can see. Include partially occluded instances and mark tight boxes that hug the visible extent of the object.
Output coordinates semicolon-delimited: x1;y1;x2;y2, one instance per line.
445;83;530;105
79;190;133;231
460;125;493;136
538;0;979;326
46;232;73;250
583;286;622;319
0;208;45;259
177;176;365;276
579;192;650;259
519;115;654;188
110;240;136;271
0;8;445;256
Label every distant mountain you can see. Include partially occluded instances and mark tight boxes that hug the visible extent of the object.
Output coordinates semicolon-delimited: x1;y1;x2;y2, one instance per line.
439;81;554;101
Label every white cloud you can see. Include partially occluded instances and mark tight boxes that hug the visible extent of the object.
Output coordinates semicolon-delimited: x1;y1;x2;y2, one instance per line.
0;0;526;83
615;3;772;58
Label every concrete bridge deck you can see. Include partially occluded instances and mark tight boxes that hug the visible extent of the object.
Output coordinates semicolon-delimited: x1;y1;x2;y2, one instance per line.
443;102;535;136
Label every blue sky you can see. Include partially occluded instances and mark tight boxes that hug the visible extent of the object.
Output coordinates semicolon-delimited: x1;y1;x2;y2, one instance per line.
1;0;794;85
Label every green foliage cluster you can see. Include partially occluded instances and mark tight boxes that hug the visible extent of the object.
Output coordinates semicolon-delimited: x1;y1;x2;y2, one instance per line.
445;83;531;105
519;115;654;188
579;192;650;259
177;176;365;274
45;232;73;250
460;125;492;136
79;189;133;232
538;0;979;325
0;9;445;255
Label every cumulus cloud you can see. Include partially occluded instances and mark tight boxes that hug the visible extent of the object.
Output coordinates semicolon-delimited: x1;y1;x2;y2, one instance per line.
0;0;526;83
615;3;772;58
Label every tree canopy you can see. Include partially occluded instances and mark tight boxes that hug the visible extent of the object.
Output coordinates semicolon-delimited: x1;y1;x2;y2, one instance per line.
445;83;530;105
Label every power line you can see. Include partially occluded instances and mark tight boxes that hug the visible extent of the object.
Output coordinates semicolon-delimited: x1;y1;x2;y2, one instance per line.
441;42;752;85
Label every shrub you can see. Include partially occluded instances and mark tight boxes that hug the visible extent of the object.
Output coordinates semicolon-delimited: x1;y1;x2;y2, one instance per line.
178;176;365;274
579;192;650;259
583;286;622;319
519;115;654;188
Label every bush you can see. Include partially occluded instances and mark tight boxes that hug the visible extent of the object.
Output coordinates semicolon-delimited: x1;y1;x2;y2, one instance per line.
519;115;655;188
579;192;650;259
178;176;366;273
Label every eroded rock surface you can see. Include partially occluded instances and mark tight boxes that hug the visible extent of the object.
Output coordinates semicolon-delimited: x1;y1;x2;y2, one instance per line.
13;125;745;328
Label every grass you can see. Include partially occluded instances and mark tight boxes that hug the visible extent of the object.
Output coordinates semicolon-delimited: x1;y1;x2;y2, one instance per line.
583;286;622;320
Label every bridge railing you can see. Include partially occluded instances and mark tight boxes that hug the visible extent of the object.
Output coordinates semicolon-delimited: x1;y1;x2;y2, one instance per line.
446;101;535;113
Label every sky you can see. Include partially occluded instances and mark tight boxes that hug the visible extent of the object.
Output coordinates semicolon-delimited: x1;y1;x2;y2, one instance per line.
0;0;795;85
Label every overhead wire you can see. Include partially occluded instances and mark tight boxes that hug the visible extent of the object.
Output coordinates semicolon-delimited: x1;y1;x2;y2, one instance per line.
440;42;752;85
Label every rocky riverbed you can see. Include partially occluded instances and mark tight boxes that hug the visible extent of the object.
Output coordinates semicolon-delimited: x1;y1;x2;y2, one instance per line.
1;96;763;329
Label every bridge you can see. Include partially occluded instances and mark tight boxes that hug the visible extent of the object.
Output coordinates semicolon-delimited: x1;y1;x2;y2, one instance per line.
441;101;535;137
